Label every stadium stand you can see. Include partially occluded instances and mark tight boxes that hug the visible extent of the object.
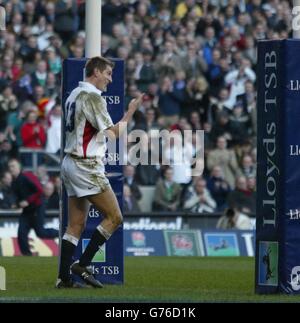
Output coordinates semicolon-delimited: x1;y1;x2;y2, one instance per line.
0;0;291;228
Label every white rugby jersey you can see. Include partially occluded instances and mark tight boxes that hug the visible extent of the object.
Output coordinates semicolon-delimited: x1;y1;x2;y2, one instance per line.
64;81;114;158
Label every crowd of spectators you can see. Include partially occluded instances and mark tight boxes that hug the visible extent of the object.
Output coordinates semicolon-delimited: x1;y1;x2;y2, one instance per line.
0;0;294;218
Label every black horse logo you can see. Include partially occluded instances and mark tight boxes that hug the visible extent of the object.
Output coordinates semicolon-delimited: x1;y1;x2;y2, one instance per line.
262;247;274;281
213;239;229;251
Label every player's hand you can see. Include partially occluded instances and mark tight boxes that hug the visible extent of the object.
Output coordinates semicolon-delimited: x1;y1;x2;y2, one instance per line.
128;93;144;113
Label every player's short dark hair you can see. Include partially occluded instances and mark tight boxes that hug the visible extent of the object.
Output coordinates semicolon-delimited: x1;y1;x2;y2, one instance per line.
85;56;115;77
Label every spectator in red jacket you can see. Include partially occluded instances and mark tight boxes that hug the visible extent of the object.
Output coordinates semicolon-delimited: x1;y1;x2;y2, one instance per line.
8;159;58;256
21;109;46;149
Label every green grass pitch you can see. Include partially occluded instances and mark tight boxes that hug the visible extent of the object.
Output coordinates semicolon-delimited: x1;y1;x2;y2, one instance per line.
0;256;300;302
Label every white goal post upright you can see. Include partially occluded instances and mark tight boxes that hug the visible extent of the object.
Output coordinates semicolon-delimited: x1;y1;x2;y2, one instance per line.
85;0;102;57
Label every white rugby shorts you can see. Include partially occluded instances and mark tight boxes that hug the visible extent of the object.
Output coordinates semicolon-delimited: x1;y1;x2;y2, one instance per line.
61;154;111;197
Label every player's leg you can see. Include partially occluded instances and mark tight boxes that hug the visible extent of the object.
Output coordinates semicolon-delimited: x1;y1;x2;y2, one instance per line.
33;201;59;239
57;196;89;285
18;212;32;256
77;187;122;268
71;187;121;287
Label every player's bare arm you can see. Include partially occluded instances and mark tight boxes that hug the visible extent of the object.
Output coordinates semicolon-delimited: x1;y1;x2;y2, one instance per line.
105;93;144;139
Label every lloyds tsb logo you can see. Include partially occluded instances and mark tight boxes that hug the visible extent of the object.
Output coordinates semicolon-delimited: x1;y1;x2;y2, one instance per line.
0;266;5;290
